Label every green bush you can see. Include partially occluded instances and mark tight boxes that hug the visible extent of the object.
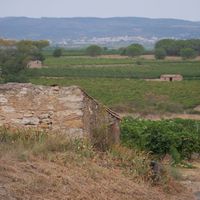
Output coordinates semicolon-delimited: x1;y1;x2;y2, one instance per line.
180;48;198;60
4;73;29;83
155;48;167;60
86;45;102;57
121;117;200;160
53;48;63;57
125;44;145;57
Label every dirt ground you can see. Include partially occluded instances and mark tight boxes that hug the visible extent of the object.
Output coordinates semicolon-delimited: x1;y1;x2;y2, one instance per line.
178;161;200;200
100;54;200;61
120;113;200;121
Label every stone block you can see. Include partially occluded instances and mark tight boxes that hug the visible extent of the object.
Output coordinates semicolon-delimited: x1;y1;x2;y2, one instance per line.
21;117;40;125
0;96;8;104
1;106;15;113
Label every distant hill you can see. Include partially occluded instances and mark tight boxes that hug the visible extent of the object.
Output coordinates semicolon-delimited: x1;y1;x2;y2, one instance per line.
0;17;200;48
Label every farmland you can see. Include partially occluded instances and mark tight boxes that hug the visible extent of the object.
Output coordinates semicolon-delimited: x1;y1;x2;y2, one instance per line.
28;55;200;115
28;56;200;79
31;77;200;114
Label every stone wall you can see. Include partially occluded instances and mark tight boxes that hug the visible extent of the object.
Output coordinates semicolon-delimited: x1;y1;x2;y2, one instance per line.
27;60;42;69
83;92;120;144
160;74;183;82
0;83;120;141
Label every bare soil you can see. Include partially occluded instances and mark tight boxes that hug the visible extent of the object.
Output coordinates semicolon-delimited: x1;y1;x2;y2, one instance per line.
178;161;200;200
140;55;200;61
100;54;200;61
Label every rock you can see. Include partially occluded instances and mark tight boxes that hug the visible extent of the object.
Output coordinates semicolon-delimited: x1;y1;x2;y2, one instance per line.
19;87;28;95
39;113;50;119
23;113;34;117
21;117;40;125
195;191;200;200
0;97;8;104
1;106;15;113
40;118;51;124
150;161;164;182
58;95;84;103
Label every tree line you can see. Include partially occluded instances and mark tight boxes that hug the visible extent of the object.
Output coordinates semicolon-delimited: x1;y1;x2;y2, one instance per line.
60;39;199;59
155;39;200;59
52;44;145;58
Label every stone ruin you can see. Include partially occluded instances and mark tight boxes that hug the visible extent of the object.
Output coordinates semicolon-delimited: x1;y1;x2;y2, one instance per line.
0;83;120;143
160;74;183;82
27;60;42;69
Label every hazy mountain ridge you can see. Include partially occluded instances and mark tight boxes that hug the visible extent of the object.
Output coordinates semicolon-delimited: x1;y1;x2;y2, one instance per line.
0;17;200;47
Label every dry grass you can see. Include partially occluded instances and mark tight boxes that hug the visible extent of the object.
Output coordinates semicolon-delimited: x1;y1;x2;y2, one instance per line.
0;128;195;200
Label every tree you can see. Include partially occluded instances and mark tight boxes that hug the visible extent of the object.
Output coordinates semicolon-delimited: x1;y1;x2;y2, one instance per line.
33;40;50;50
155;39;179;56
125;44;144;57
16;40;46;62
0;50;29;83
86;45;102;57
155;48;167;60
53;48;63;57
17;40;49;50
32;51;45;62
155;39;200;56
16;43;38;55
0;38;16;47
0;39;50;83
119;47;126;56
180;48;197;60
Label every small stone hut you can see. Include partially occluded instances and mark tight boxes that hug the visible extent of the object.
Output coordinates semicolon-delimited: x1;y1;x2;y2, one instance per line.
160;74;183;82
27;60;42;69
0;83;120;143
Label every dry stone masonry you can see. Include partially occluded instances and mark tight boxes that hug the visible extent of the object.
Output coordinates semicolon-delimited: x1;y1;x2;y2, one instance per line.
0;83;120;142
160;74;183;82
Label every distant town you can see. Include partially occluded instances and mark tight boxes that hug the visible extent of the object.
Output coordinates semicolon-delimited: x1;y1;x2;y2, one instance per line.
55;35;160;48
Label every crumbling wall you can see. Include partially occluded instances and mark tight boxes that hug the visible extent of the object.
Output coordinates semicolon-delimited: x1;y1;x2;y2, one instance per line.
27;60;42;69
0;83;84;137
0;83;120;141
82;93;120;145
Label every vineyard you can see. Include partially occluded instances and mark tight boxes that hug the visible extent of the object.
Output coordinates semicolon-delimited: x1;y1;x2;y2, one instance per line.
27;56;200;79
31;77;200;114
121;117;200;162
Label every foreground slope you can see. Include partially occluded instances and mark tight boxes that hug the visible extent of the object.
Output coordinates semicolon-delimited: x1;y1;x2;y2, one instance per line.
0;131;194;200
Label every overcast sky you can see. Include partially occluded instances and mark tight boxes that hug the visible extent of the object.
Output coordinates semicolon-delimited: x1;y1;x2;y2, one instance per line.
0;0;199;21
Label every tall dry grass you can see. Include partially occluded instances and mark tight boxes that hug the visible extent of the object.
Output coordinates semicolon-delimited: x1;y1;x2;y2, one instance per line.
0;127;153;181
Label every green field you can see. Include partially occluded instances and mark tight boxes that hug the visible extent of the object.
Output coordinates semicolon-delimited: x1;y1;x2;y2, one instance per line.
31;77;200;114
27;56;200;79
28;55;200;114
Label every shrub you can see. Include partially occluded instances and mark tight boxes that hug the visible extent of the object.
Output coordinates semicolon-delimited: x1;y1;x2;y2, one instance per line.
32;51;45;62
180;48;198;60
121;117;200;161
86;45;102;57
4;73;29;83
109;145;151;180
53;48;63;57
155;48;167;60
125;44;145;57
